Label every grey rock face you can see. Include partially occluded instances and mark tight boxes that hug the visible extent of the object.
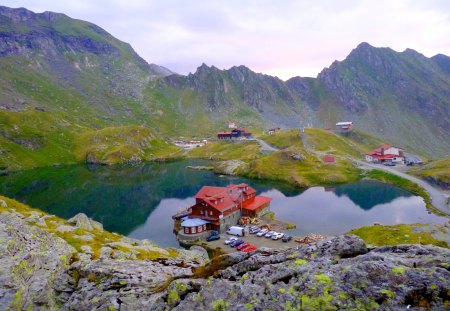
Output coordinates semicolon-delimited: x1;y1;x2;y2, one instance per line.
67;212;103;231
0;211;75;310
1;212;449;311
153;235;450;311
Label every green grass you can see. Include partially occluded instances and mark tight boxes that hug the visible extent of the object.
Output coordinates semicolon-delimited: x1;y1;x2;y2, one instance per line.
410;157;450;185
244;147;361;187
258;129;303;149
305;128;382;158
349;224;449;248
187;141;263;161
74;126;183;165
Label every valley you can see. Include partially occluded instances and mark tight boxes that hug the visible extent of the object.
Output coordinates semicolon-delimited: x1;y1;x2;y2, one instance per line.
0;5;449;310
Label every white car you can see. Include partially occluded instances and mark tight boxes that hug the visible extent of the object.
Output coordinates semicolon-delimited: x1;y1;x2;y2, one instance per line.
271;232;285;240
264;231;276;238
224;237;238;245
256;229;268;237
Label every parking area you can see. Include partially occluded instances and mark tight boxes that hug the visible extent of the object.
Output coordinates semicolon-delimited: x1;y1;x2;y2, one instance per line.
205;227;297;253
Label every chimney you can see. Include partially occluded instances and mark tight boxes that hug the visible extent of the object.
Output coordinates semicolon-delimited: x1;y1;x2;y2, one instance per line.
381;147;384;155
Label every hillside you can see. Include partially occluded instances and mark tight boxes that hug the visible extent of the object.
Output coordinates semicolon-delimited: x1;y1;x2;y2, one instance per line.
1;6;450;172
410;157;450;189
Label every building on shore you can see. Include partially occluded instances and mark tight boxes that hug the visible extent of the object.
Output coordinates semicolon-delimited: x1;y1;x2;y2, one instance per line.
365;145;405;163
173;183;272;241
217;128;252;140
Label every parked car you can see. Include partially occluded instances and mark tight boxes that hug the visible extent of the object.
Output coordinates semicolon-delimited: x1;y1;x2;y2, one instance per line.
236;242;249;250
384;162;396;166
282;235;292;242
207;234;220;242
256;229;268;237
265;231;276;238
225;237;238;245
230;239;244;247
271;232;285;240
249;227;261;234
242;245;257;252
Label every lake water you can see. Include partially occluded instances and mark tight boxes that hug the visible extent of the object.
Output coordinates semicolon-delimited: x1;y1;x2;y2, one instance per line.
0;160;447;247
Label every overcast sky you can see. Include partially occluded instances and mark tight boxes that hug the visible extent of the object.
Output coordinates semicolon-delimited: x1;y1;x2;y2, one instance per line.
2;0;450;80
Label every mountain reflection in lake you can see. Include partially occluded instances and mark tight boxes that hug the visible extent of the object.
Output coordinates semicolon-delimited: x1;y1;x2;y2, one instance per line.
0;160;446;247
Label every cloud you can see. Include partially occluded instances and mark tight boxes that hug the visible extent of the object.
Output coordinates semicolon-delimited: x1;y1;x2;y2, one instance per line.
2;0;450;79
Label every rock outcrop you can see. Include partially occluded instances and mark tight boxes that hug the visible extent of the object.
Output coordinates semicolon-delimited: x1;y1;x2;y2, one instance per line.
67;213;103;231
1;207;449;311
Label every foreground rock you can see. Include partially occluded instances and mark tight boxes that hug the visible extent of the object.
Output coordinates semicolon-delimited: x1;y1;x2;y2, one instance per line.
151;235;450;311
1;208;449;310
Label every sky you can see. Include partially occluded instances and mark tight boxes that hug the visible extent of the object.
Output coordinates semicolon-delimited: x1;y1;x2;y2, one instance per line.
2;0;450;80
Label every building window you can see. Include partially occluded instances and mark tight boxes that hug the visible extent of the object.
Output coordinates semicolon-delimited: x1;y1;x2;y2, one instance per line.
192;227;196;234
198;225;202;232
210;211;213;216
202;224;206;231
184;227;189;234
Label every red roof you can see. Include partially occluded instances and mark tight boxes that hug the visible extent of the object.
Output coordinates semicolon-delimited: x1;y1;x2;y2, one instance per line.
322;155;336;163
194;184;259;213
217;132;231;135
242;196;272;211
373;145;392;153
369;153;395;160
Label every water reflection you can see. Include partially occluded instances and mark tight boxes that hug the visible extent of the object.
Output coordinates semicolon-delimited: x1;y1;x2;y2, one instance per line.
1;161;447;248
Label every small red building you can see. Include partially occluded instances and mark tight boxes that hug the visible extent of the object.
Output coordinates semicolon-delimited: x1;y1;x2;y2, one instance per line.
322;155;336;163
175;183;272;235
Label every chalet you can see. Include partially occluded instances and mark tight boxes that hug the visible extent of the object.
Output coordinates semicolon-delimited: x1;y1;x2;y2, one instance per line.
217;128;252;140
336;121;353;133
365;145;405;163
173;183;272;240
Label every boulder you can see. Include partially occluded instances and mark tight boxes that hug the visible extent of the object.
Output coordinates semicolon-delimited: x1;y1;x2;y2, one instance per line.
67;213;103;231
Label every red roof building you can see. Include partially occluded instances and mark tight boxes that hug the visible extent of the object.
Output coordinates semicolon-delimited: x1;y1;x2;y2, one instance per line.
322;155;336;163
217;128;252;140
365;145;405;163
175;183;272;234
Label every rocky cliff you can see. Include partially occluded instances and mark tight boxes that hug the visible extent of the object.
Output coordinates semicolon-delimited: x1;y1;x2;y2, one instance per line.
1;197;449;310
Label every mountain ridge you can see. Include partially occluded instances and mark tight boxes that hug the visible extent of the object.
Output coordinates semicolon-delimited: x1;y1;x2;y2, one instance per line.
0;6;449;167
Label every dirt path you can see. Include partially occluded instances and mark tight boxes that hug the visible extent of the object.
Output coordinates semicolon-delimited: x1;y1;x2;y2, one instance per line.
354;160;450;216
255;138;279;152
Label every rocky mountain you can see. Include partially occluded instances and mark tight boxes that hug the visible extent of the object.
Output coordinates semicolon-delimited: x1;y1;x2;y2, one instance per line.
0;5;449;170
311;42;450;158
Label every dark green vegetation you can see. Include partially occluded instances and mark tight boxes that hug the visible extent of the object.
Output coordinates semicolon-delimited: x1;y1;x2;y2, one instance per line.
1;6;450;173
350;224;449;248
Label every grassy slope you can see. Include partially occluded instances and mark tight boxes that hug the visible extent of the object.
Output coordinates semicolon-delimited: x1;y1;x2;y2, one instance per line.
74;126;183;165
304;128;385;158
410;157;450;185
349;224;449;248
186;141;263;161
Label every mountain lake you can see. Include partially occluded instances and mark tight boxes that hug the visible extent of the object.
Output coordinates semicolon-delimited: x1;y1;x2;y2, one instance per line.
0;159;447;248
